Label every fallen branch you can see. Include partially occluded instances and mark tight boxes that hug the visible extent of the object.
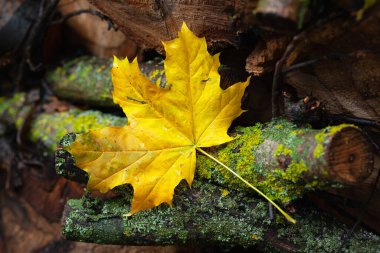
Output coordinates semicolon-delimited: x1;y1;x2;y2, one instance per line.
62;180;380;252
196;119;373;203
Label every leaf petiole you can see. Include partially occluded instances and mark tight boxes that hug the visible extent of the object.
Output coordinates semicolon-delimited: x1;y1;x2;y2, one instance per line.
196;147;296;224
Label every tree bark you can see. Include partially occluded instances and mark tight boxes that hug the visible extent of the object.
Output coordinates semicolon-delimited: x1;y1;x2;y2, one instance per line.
46;56;165;107
88;0;258;52
62;180;380;252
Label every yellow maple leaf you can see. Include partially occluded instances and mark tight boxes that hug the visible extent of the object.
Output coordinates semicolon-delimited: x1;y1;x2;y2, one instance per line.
65;23;295;223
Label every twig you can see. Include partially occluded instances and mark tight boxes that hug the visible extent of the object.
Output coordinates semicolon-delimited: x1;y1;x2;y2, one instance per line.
50;9;118;31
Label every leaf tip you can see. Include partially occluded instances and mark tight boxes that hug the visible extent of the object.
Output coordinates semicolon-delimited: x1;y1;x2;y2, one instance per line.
113;55;123;68
181;21;190;32
243;75;251;89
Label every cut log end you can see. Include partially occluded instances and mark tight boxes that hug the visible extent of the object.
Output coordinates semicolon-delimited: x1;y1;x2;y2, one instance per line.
327;127;373;183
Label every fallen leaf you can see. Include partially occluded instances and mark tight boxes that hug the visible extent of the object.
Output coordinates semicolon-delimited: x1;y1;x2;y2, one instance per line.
66;23;249;214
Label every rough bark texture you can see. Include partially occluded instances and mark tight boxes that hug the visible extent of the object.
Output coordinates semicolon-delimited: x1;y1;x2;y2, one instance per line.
85;0;380;123
88;0;258;52
62;180;380;253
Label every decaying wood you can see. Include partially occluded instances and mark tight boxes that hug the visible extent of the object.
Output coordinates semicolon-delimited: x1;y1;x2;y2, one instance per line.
46;56;114;107
61;180;380;252
309;163;380;236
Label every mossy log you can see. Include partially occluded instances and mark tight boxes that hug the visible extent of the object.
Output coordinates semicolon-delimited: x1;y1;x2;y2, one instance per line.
0;93;374;203
0;93;126;151
62;180;380;252
46;56;165;107
56;118;373;205
196;120;373;204
0;92;28;133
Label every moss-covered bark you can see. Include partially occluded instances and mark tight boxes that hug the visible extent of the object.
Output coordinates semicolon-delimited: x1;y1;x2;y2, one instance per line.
0;92;29;134
46;56;165;107
30;109;126;151
0;92;126;151
196;119;372;204
62;180;380;252
46;56;114;107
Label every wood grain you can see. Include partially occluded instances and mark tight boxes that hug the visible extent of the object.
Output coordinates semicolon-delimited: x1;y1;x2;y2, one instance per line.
88;0;258;52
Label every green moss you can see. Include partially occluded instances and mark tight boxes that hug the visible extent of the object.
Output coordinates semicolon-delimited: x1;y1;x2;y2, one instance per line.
0;93;27;124
314;124;357;158
275;207;380;253
30;109;126;152
46;56;114;107
63;181;268;248
281;160;308;182
197;124;264;192
196;119;345;204
63;180;380;252
255;160;309;203
313;143;324;158
274;144;292;156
